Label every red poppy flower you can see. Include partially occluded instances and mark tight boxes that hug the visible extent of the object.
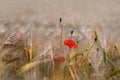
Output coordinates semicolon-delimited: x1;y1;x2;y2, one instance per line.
54;54;65;63
91;77;96;80
64;40;78;48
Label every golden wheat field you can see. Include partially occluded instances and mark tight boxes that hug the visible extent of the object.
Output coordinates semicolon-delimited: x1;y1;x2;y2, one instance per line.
0;0;120;80
0;17;119;80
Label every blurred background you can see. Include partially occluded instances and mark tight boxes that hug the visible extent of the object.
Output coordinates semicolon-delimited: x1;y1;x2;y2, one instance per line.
0;0;120;25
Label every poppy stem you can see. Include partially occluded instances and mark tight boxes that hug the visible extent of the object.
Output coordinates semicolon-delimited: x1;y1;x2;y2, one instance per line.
71;30;74;39
60;18;63;54
66;48;71;63
61;23;63;47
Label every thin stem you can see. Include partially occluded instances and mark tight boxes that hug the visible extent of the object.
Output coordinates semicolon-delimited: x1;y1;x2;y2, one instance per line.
80;41;95;66
68;66;76;80
60;22;63;53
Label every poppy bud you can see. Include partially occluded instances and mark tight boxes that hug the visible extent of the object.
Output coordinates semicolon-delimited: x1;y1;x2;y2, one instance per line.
71;30;74;35
60;18;62;23
77;40;79;44
94;31;98;42
97;48;99;51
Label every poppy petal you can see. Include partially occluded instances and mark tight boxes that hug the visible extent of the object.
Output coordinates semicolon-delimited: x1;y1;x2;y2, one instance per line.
91;77;96;80
54;54;65;63
64;40;78;49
